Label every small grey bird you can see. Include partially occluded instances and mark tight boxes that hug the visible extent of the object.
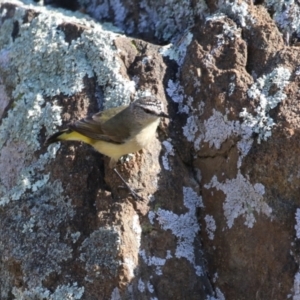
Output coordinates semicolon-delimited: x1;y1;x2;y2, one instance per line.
46;96;168;168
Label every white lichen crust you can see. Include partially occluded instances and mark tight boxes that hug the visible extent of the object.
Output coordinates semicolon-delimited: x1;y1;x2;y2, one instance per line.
79;0;207;42
205;173;272;229
142;187;204;277
240;67;291;143
0;0;135;205
12;283;84;300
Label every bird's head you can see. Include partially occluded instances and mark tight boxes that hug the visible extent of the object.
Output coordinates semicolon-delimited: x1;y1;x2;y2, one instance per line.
131;96;169;123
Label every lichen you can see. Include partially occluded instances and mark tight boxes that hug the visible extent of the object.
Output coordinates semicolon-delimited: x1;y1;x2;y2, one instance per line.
204;215;216;240
147;281;154;293
148;210;156;224
265;0;300;40
205;172;272;228
217;0;255;29
207;288;226;300
0;0;137;297
182;114;203;150
139;249;166;276
292;271;300;300
70;232;81;243
0;0;136;207
295;208;300;239
240;67;291;143
0;82;9;118
0;181;75;287
203;109;240;150
132;213;142;248
162;139;174;171
142;187;204;276
156;186;203;275
138;278;145;292
81;0;207;42
183;108;247;153
12;283;84;300
159;31;193;65
79;227;121;281
110;287;121;300
166;79;185;109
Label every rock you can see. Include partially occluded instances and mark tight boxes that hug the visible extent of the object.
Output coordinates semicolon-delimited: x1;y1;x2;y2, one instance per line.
1;0;300;299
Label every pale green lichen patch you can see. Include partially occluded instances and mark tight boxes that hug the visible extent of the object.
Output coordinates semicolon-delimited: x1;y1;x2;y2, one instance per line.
0;0;135;205
240;67;291;143
217;0;255;29
159;31;193;66
12;282;84;300
79;227;121;282
0;0;136;297
1;181;75;286
265;0;300;39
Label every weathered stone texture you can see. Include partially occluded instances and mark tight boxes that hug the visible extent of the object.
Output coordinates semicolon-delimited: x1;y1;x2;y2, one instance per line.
2;0;300;299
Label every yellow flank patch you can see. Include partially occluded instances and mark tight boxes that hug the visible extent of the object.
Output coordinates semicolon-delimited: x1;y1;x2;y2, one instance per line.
59;131;93;145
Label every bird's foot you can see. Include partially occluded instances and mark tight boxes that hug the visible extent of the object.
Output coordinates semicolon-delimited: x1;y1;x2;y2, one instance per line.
113;168;144;201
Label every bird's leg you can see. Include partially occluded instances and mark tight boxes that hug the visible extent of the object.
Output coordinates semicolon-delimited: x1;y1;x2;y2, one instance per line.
113;168;144;200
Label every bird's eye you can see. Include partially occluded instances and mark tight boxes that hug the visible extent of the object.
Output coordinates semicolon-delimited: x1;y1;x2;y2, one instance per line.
144;109;152;114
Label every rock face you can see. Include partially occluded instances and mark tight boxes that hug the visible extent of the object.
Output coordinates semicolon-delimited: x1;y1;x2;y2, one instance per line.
1;0;300;299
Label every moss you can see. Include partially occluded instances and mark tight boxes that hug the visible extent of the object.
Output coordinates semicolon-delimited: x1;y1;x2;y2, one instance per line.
141;223;154;234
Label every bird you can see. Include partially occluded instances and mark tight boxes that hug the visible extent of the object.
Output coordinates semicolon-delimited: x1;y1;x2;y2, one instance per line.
45;96;168;198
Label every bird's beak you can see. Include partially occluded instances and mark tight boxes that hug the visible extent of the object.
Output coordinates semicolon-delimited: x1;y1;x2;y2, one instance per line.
159;112;169;118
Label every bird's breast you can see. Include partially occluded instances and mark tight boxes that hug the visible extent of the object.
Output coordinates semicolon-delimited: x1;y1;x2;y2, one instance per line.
132;118;160;148
92;118;160;162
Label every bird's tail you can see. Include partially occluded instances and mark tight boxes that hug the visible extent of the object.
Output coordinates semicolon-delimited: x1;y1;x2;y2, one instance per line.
45;129;93;145
45;129;68;145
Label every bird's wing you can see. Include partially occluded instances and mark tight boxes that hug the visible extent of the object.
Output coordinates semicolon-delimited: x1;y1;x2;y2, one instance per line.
92;105;126;123
69;105;131;144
